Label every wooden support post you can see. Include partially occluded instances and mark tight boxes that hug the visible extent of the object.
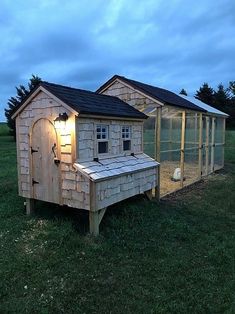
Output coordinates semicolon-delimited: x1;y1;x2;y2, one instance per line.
144;189;153;200
89;211;99;236
98;207;107;225
211;117;215;173
194;113;198;145
155;165;160;201
180;111;186;188
25;198;35;215
89;208;107;236
205;117;210;175
222;118;226;168
169;117;173;160
155;107;161;198
155;107;161;162
198;113;203;179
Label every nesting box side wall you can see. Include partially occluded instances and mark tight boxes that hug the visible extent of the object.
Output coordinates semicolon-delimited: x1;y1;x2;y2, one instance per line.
96;167;158;210
76;117;143;162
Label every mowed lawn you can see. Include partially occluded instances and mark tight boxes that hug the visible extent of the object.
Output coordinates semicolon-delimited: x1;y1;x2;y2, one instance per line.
0;122;235;313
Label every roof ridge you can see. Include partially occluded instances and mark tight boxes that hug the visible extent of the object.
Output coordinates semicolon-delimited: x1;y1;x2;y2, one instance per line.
41;81;98;95
97;75;206;112
118;76;184;97
41;80;127;102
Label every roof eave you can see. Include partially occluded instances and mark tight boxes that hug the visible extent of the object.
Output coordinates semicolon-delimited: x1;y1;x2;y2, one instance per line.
78;112;147;121
11;83;79;119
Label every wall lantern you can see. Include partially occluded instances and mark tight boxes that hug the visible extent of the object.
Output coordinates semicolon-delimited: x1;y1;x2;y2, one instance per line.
54;112;68;129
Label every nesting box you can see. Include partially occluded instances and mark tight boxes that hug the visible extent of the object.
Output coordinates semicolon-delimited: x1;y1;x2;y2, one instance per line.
12;82;159;235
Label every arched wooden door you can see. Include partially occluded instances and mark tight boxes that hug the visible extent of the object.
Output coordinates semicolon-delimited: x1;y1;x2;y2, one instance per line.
31;119;60;204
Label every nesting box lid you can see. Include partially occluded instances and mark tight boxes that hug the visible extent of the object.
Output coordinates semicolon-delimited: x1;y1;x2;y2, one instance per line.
74;153;159;182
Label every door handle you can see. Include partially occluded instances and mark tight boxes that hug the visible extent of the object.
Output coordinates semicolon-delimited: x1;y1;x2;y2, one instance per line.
32;178;39;185
54;158;60;165
52;143;57;158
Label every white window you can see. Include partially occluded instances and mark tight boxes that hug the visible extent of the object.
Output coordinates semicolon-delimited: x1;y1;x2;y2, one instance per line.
96;125;109;154
122;126;131;151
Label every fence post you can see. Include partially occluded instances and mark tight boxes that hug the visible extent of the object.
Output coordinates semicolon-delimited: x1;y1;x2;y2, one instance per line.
180;111;186;188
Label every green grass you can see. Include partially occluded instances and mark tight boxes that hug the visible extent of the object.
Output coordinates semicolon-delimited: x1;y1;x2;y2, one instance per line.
0;122;10;136
0;124;235;313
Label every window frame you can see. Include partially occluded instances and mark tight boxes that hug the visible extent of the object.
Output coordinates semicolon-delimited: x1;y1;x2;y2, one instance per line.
96;124;109;155
122;125;132;152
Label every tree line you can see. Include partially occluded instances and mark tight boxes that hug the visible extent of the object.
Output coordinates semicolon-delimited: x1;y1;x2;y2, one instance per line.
180;82;235;128
4;75;42;138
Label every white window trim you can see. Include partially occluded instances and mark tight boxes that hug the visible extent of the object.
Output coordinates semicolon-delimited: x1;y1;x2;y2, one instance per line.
96;124;109;155
122;125;132;151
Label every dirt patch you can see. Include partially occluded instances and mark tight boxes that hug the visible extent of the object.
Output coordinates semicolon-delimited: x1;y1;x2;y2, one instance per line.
161;167;229;204
160;161;224;197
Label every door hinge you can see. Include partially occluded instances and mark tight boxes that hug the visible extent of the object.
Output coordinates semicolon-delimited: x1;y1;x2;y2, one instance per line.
31;147;38;154
32;178;39;185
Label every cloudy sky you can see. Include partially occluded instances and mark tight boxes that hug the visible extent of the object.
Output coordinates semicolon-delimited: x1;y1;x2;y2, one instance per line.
1;0;235;121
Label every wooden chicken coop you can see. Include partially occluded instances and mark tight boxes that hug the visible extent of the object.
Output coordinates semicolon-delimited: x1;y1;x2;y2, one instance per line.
12;82;159;235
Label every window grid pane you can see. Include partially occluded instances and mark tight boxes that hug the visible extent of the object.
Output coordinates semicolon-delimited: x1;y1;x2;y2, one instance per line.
97;125;108;140
122;126;131;139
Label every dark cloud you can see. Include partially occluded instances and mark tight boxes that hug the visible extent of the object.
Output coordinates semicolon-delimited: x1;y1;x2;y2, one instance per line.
0;0;234;121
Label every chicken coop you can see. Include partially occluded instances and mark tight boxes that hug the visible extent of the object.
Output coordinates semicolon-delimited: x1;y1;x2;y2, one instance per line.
97;75;228;197
12;82;159;235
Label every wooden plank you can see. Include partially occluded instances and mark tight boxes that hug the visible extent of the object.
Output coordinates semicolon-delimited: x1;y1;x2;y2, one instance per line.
155;107;161;162
89;180;96;212
222;118;226;168
198;113;203;178
31;118;61;203
25;198;35;215
89;211;100;236
205;116;210;175
154;107;162;200
98;207;107;224
71;114;77;163
144;189;153;200
89;180;99;235
169;117;173;160
16;116;23;196
194;113;198;144
210;117;215;173
141;121;144;153
180;111;186;188
60;145;72;153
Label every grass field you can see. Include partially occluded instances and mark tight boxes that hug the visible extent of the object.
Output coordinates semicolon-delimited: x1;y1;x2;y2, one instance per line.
0;123;235;313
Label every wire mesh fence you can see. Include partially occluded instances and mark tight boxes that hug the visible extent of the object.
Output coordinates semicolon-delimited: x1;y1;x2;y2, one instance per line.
143;106;226;197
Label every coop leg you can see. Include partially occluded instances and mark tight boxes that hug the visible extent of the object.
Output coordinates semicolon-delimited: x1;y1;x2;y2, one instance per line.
154;166;161;201
89;207;107;236
25;198;35;215
144;189;153;200
154;186;160;201
89;211;99;236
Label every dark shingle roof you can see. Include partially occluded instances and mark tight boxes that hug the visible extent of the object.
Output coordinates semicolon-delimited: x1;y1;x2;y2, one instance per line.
97;75;207;112
13;81;147;120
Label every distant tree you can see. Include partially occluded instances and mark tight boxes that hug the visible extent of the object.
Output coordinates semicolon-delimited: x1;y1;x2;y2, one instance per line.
225;81;235;129
228;81;235;97
179;88;187;96
4;74;42;138
195;81;235;129
195;83;215;105
214;84;230;112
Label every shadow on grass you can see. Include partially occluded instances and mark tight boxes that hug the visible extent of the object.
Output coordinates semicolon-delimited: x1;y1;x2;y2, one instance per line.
31;193;159;237
32;194;153;236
